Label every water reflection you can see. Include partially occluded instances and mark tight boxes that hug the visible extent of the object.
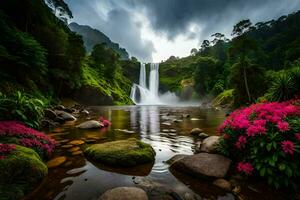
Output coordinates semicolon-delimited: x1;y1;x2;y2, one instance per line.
27;106;231;200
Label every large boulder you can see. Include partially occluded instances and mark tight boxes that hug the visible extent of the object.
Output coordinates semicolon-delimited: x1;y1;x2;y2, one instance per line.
200;136;220;153
99;187;148;200
166;154;188;165
84;138;155;167
0;145;48;199
76;120;104;129
171;153;231;178
137;178;184;200
55;110;76;121
190;128;203;136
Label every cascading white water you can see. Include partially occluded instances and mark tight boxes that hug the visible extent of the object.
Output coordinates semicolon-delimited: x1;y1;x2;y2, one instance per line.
139;63;146;88
149;63;159;97
130;63;178;105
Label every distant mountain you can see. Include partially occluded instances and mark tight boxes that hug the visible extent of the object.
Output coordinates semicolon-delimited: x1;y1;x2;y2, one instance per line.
69;22;129;60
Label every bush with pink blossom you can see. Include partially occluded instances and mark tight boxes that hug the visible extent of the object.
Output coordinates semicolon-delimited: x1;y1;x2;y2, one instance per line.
0;121;56;159
218;99;300;188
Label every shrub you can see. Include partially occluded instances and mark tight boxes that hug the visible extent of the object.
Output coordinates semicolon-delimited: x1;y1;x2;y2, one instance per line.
266;67;300;102
218;99;300;188
0;91;45;128
0;121;56;159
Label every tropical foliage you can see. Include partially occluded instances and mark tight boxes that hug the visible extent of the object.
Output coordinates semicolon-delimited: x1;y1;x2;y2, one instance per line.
0;92;45;129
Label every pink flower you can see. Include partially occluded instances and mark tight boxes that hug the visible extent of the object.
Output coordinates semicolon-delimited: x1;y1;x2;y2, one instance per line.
223;134;229;140
0;143;16;155
237;162;254;175
277;121;289;132
0;121;56;157
235;136;247;149
281;140;294;155
295;133;300;141
246;125;266;137
99;117;111;127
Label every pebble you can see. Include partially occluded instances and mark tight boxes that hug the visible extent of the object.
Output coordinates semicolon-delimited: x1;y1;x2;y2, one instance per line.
61;144;73;148
68;140;85;145
47;156;67;168
72;151;83;156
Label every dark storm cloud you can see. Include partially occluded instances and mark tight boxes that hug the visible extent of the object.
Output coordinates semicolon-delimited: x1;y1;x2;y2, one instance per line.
65;0;300;61
65;0;156;62
140;0;300;40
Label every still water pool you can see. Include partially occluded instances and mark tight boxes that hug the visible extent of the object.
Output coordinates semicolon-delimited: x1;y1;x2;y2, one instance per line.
24;106;285;200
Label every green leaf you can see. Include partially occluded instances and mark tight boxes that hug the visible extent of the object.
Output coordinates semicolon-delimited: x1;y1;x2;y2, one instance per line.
268;159;275;167
266;143;272;151
260;168;266;177
286;167;293;177
279;163;286;171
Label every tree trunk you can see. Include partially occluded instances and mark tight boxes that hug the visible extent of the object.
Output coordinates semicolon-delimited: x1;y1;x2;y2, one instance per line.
243;65;251;102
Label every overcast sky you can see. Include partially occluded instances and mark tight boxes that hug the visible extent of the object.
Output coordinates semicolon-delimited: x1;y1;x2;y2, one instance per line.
65;0;300;62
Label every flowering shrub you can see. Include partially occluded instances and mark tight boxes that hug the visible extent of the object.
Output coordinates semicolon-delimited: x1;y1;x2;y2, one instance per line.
0;121;56;158
0;143;16;160
218;99;300;188
99;116;111;127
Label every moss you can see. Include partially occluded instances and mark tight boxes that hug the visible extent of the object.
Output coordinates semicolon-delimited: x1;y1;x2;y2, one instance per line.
159;56;197;93
0;145;48;200
81;65;133;105
212;89;234;107
84;138;155;167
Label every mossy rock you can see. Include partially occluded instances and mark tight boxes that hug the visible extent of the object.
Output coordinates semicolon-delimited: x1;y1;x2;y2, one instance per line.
0;145;48;200
84;138;156;167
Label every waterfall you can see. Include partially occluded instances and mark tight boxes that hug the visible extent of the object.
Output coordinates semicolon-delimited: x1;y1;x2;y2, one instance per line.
130;63;178;105
149;63;159;97
139;63;146;88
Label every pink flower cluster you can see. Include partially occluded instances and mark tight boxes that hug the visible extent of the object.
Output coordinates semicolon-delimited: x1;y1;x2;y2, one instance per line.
237;162;254;175
219;100;300;177
0;143;16;160
281;140;295;155
99;117;111;127
219;101;300;137
0;121;56;157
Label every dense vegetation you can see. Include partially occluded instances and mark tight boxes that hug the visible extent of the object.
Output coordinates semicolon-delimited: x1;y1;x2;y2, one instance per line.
160;11;300;106
0;0;136;112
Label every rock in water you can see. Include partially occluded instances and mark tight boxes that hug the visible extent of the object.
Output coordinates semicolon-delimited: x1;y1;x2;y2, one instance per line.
55;110;76;121
190;128;203;135
76;120;104;129
81;109;89;115
171;153;231;178
68;140;85;145
182;114;190;118
137;178;182;200
213;179;232;191
44;109;57;119
198;132;209;139
99;187;148;200
0;145;47;199
200;136;220;153
166;154;188;165
84;138;155;167
47;156;67;168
